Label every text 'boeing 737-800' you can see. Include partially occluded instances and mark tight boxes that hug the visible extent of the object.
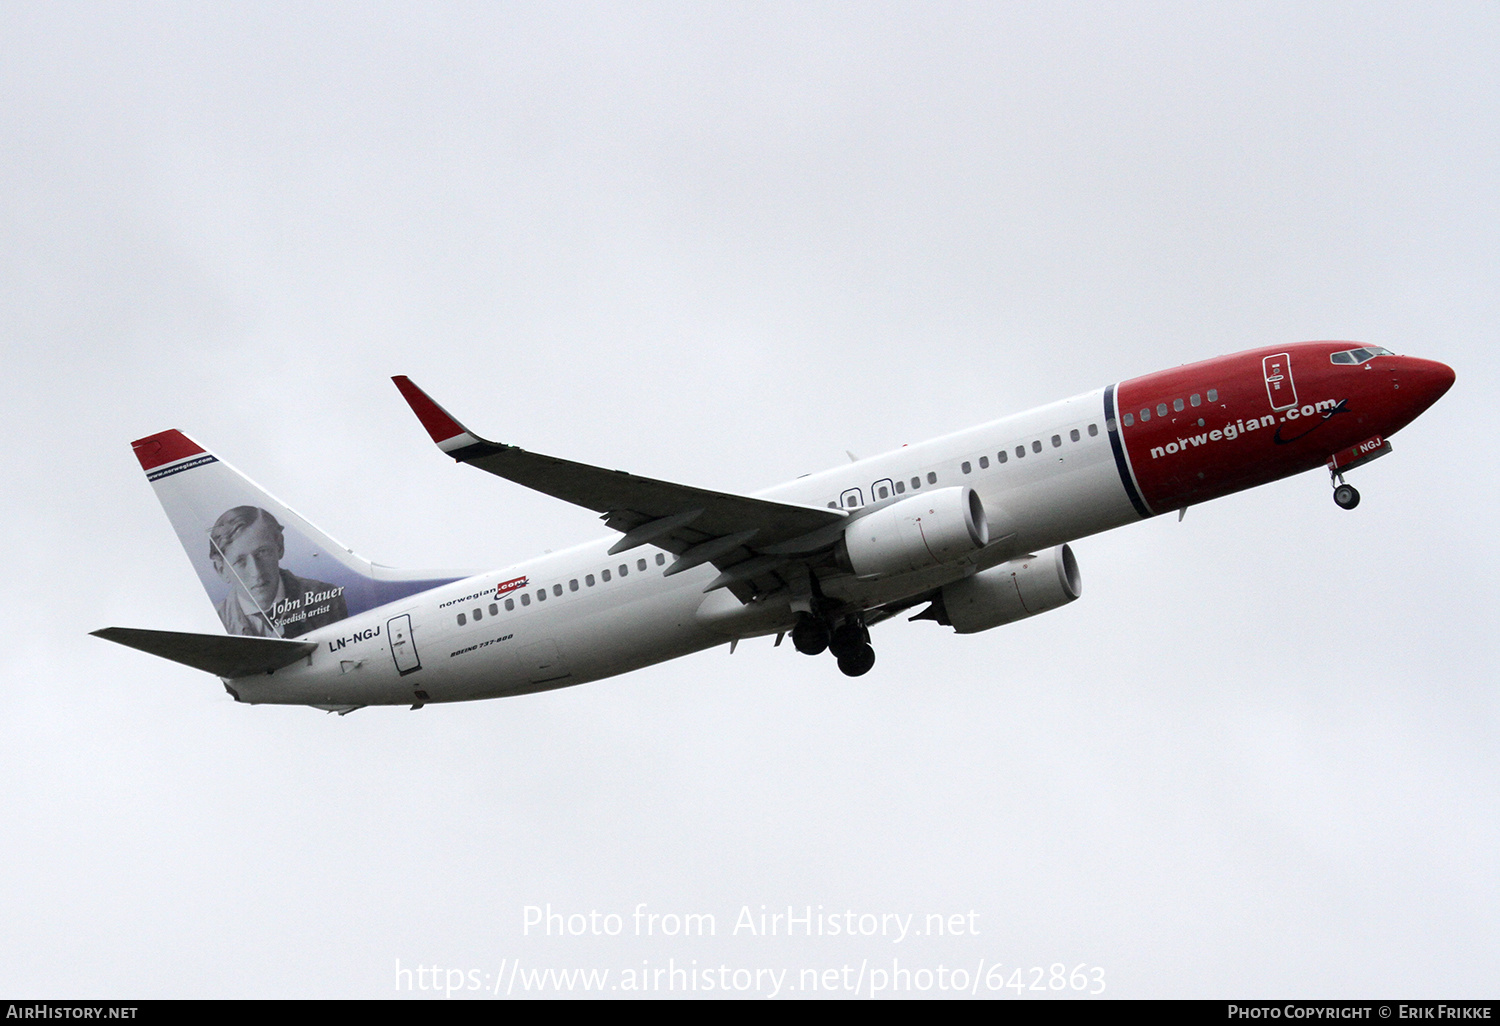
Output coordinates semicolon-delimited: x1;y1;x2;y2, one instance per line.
94;341;1454;713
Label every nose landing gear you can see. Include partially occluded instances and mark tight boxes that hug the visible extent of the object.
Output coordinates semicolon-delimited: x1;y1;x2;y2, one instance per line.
1327;437;1391;510
1330;466;1361;510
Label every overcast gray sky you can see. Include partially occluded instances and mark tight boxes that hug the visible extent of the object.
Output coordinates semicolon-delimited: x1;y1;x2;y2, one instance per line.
2;1;1496;999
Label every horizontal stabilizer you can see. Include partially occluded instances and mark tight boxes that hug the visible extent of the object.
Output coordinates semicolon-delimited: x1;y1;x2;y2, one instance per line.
91;627;318;678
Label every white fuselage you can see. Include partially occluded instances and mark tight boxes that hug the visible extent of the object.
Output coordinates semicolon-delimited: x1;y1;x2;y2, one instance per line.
231;388;1137;707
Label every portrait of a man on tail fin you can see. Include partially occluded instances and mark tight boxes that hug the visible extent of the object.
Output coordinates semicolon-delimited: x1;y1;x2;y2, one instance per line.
209;506;347;637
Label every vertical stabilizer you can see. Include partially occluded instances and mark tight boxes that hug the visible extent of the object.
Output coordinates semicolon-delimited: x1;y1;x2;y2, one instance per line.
133;430;460;638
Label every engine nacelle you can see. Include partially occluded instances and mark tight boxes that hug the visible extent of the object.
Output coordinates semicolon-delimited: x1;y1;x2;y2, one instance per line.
930;544;1081;633
842;486;989;578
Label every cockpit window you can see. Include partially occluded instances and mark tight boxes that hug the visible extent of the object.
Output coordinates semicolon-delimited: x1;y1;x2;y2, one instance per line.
1330;346;1393;365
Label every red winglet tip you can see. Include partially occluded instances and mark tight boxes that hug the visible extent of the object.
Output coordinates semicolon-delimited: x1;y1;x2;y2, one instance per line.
130;429;205;472
392;376;467;444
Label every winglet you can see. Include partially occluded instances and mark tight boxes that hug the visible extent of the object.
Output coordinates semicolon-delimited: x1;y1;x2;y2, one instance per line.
391;376;489;457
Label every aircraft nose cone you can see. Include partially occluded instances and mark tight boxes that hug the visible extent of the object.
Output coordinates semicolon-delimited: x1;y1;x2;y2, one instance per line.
1403;357;1456;410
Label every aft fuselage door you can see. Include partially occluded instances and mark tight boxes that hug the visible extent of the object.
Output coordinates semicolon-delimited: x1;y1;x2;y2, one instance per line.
387;613;421;675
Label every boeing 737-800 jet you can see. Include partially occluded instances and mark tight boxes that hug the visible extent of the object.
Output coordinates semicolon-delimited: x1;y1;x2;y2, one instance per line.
94;341;1454;712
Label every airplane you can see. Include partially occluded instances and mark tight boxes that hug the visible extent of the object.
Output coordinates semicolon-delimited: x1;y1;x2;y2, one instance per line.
93;341;1454;713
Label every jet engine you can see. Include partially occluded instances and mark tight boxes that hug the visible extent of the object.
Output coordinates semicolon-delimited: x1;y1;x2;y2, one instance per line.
840;486;989;578
920;544;1081;633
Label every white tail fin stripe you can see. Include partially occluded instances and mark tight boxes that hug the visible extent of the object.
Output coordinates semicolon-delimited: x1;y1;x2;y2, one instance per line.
145;453;219;482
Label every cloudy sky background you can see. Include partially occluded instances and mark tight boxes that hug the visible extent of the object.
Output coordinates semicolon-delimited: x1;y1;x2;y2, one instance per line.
2;2;1496;998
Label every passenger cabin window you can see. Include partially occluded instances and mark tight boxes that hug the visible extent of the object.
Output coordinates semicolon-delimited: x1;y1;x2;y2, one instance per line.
1140;408;1150;422
1190;393;1201;406
1051;434;1061;448
911;476;922;489
1015;446;1025;458
489;603;498;616
505;598;515;611
537;589;546;602
554;583;563;596
569;579;579;592
961;461;971;474
1088;423;1098;436
979;456;989;469
998;451;1008;463
1173;398;1184;412
601;569;611;582
473;607;482;621
1031;440;1041;454
637;559;647;572
656;553;666;566
926;472;937;484
585;574;595;587
618;564;628;577
1123;413;1135;427
895;480;906;493
1157;403;1168;417
521;594;531;606
456;612;466;626
1070;429;1080;442
1207;389;1218;402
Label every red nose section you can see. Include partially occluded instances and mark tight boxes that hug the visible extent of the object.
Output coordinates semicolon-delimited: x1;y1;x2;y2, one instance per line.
1402;357;1456;414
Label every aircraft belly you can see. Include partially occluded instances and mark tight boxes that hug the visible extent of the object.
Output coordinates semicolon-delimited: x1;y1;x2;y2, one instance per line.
545;586;724;683
422;582;722;700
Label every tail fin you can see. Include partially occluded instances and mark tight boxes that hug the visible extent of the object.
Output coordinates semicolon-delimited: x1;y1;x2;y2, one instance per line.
132;430;462;638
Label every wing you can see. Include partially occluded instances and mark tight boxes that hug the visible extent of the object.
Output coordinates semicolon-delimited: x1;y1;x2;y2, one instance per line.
392;377;848;600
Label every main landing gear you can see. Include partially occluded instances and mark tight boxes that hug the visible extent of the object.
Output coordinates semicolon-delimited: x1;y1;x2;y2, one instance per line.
792;613;876;676
791;614;829;655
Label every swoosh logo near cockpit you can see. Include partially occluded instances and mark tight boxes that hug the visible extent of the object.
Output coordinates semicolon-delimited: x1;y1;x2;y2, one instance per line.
1273;399;1350;445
